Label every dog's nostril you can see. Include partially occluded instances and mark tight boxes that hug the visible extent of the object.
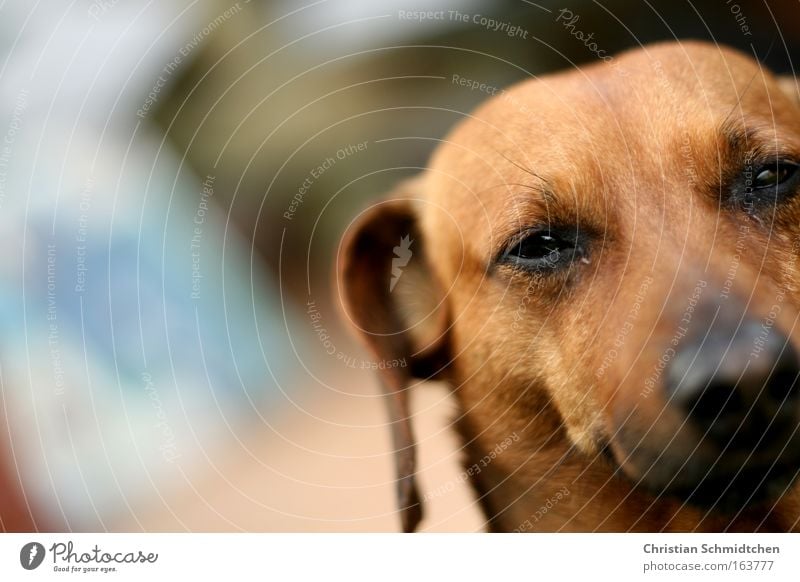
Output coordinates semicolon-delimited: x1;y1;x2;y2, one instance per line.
688;380;746;423
733;326;800;408
762;347;800;403
681;379;751;443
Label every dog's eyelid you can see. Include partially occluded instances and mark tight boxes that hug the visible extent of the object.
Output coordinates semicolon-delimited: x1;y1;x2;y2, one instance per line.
721;121;800;169
721;151;800;211
494;225;589;273
751;159;800;188
499;225;560;256
744;151;800;166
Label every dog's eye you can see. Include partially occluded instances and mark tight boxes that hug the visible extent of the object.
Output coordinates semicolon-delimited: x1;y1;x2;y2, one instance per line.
501;228;583;271
732;158;800;210
753;161;799;189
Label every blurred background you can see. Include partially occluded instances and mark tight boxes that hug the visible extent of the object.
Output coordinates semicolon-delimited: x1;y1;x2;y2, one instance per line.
0;0;797;532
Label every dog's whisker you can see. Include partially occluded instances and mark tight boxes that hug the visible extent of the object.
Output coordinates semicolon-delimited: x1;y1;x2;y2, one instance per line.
494;148;553;187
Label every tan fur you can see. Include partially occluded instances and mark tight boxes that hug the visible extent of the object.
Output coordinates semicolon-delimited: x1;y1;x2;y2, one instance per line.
339;41;800;532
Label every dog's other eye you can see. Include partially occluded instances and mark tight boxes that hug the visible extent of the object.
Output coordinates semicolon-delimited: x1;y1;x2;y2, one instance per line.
500;228;584;271
753;161;799;189
732;158;800;210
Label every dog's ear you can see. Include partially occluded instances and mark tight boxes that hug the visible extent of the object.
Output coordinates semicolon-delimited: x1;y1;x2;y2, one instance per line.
337;178;450;532
776;75;800;106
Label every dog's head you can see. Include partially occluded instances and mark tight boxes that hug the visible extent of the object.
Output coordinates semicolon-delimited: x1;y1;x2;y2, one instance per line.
338;41;800;531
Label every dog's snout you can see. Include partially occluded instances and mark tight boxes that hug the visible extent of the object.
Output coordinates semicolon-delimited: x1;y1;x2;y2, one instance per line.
616;298;800;508
667;317;800;444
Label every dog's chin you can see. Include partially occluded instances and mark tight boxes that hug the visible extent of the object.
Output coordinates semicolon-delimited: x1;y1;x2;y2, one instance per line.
638;459;800;513
612;441;800;514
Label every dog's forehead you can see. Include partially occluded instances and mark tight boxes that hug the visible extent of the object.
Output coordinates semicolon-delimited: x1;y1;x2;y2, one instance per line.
422;42;787;256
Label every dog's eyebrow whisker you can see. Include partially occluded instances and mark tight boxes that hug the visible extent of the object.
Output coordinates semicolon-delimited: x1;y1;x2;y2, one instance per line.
718;67;763;133
478;182;547;194
490;182;554;203
719;119;759;154
494;148;553;187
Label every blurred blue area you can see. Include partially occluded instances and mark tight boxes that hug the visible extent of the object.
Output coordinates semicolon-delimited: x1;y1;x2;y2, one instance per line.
0;1;293;528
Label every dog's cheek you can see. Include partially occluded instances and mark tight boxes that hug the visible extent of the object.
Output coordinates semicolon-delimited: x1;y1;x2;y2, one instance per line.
517;309;608;453
451;266;610;454
542;302;612;453
546;369;607;454
495;280;610;453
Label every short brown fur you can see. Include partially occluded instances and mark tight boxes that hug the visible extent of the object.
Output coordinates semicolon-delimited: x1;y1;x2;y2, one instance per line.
338;41;800;532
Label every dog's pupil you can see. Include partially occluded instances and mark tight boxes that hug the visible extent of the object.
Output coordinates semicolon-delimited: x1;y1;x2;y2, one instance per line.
499;227;585;271
755;167;779;187
754;163;795;189
518;234;566;261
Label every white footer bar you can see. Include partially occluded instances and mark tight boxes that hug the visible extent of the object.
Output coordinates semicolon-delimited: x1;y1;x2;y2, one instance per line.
1;533;798;581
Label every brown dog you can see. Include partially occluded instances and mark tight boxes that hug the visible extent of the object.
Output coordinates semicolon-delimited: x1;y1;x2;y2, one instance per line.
338;40;800;532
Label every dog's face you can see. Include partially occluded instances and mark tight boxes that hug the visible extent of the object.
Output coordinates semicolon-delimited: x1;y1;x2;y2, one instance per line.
339;41;800;531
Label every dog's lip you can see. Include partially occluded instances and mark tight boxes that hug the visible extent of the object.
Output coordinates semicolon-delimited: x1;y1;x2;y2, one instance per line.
608;430;800;511
646;459;800;511
599;442;620;468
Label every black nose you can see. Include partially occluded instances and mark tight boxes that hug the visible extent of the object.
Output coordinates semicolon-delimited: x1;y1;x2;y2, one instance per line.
667;317;800;446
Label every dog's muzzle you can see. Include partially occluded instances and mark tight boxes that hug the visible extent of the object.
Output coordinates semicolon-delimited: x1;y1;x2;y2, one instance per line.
612;288;800;510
